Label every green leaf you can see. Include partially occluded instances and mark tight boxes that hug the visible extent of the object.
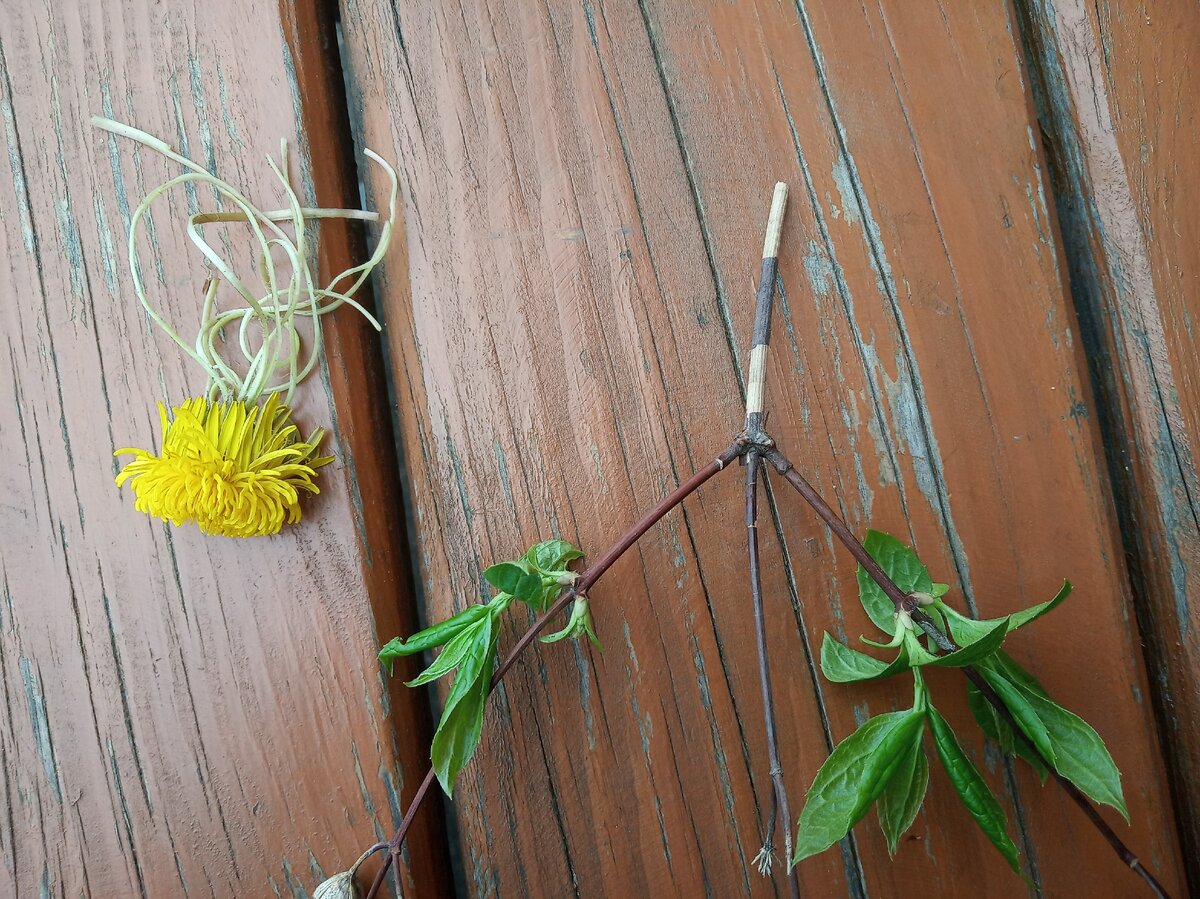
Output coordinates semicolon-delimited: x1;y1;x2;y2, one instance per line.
405;616;489;687
1019;688;1128;820
820;635;894;682
1008;580;1072;631
431;614;498;795
931;583;950;598
979;664;1056;766
966;679;1049;781
928;618;1009;668
856;531;934;634
927;706;1021;874
876;721;928;854
793;709;925;863
378;604;491;672
990;651;1051;699
526;539;583;572
941;580;1071;646
540;595;602;650
482;561;525;595
902;630;939;667
513;572;544;605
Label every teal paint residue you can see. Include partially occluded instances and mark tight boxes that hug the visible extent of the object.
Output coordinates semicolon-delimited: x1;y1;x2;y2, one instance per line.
20;656;61;802
573;641;596;751
803;239;834;296
379;763;403;828
622;619;640;674
494;442;515;511
631;693;652;760
831;157;861;225
279;857;307;899
851;702;870;727
350;743;386;843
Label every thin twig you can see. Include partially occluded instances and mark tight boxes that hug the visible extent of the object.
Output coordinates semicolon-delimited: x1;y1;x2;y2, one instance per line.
361;183;1168;898
745;451;801;897
763;447;1172;898
364;443;743;897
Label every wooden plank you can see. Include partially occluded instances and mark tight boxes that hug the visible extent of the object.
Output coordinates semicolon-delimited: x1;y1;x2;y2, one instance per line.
0;2;445;896
340;0;1185;895
1015;0;1200;886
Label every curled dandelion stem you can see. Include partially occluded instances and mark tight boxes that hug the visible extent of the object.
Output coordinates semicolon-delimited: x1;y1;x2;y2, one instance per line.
92;114;398;405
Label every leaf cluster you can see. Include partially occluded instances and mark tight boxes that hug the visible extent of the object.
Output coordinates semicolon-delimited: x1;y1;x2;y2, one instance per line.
378;539;585;793
796;531;1124;874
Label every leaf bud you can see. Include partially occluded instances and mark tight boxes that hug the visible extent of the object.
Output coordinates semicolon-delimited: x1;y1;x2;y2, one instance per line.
313;871;359;899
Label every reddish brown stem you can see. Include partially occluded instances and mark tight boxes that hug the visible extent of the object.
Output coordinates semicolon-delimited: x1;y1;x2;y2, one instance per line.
364;441;743;898
745;451;801;894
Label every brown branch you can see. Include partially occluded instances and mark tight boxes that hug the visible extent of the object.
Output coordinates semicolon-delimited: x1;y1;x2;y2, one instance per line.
745;450;800;894
364;441;744;898
763;447;1172;898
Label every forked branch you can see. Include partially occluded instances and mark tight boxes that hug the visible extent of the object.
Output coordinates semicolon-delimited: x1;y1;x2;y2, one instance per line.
360;184;1168;899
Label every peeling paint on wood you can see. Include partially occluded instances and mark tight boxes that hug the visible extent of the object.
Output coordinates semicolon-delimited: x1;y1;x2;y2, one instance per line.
0;2;443;897
340;0;1184;895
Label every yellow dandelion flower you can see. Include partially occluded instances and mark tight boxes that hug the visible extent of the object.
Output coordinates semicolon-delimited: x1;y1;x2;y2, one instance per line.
94;115;398;537
115;395;333;538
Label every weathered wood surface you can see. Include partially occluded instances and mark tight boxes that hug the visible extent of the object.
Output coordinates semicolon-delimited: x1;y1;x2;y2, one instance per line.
1016;0;1200;884
340;0;1186;896
0;2;445;897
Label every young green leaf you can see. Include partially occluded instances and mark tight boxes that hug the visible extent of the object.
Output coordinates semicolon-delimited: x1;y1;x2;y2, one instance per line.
514;572;546;607
482;561;525;595
405;616;489;687
856;531;934;634
902;629;939;667
820;634;900;683
966;680;1049;781
541;595;602;650
431;615;498;794
927;618;1009;668
1020;688;1128;820
1007;580;1072;631
526;539;583;572
378;604;491;672
940;580;1071;646
927;706;1021;874
876;721;928;854
793;709;925;863
979;665;1056;766
990;651;1051;699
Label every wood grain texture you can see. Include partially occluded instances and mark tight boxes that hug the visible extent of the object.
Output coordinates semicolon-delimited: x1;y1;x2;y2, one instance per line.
1014;1;1200;887
339;0;1185;896
0;2;444;897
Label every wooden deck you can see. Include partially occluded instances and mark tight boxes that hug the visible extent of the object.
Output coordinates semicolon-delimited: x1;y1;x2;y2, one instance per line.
1;1;1196;896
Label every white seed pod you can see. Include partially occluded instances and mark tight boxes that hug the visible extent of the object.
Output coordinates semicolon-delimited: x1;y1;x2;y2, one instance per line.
313;871;360;899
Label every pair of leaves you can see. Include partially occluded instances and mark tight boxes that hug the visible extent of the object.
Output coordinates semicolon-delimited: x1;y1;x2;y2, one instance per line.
428;613;499;794
378;603;491;674
378;539;585;794
970;653;1127;819
483;539;582;611
540;594;601;650
794;708;926;861
384;604;503;794
793;694;1022;872
803;529;1122;877
820;616;1010;684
